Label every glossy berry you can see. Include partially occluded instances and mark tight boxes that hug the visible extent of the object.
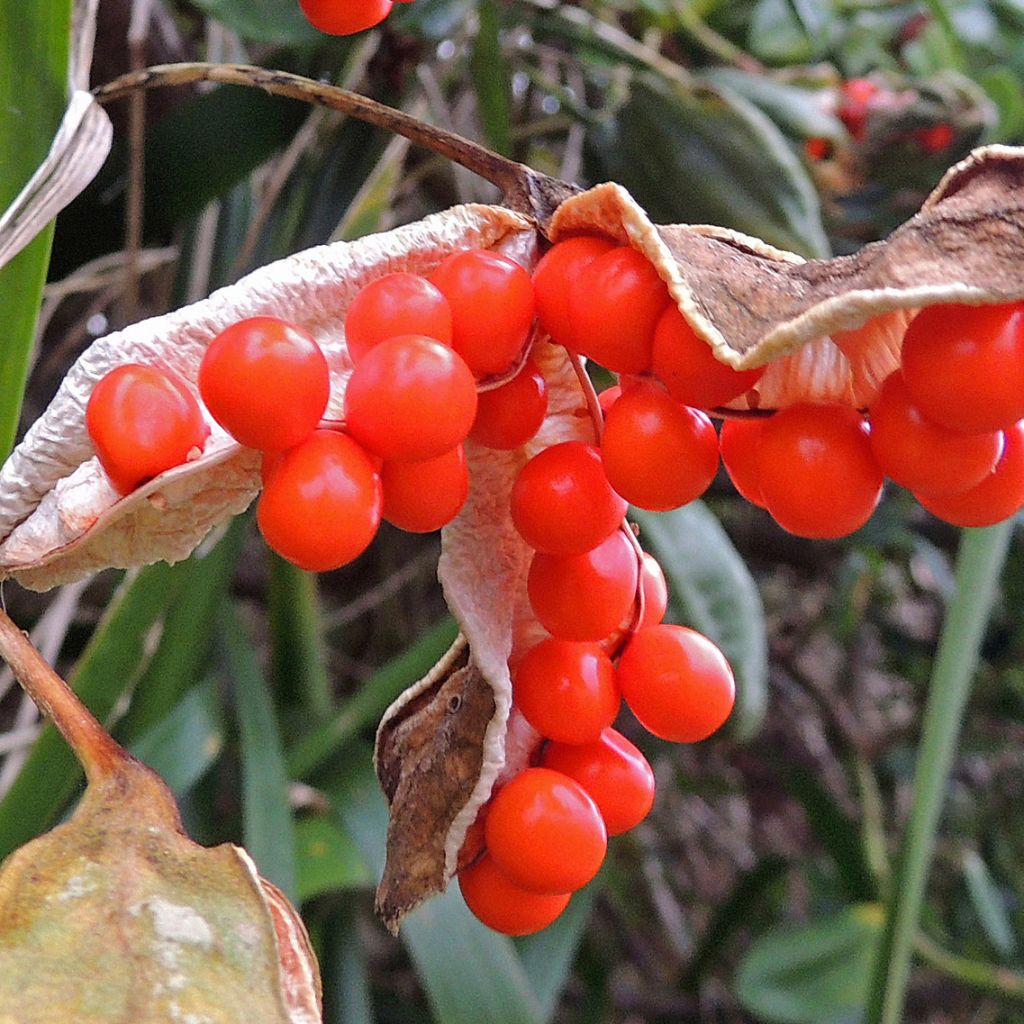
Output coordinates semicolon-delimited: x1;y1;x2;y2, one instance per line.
837;77;879;140
485;767;607;894
381;445;468;533
514;639;620;745
638;552;669;629
458;854;569;935
86;364;209;494
600;380;719;511
429;250;536;376
804;137;832;161
618;624;735;743
566;246;671;373
542;728;655;835
257;429;381;571
757;404;883;538
298;0;392;34
916;123;954;153
344;273;452;363
651;305;764;409
469;357;548;449
598;384;622;417
199;316;329;451
915;420;1024;527
528;530;639;642
869;370;1003;495
719;418;768;508
900;302;1024;434
510;441;627;555
533;235;616;347
344;334;477;461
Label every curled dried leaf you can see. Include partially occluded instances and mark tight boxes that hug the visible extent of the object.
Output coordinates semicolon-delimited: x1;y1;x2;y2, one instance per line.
550;144;1024;407
0;204;536;590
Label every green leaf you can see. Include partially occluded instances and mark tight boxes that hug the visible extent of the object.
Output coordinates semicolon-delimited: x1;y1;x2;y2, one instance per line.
780;765;876;903
701;68;844;141
322;902;376;1024
116;522;244;742
0;562;187;859
586;73;829;258
979;65;1024;139
633;503;768;741
129;679;225;796
963;849;1017;959
735;905;884;1024
288;617;459;779
0;0;72;457
295;816;372;902
403;887;543;1024
471;0;512;156
223;603;298;903
268;555;332;716
189;0;322;44
517;881;599;1021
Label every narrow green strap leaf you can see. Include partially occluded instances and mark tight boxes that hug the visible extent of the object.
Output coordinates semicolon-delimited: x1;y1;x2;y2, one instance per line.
288;617;458;780
295;816;372;902
471;0;512;156
0;561;184;858
268;554;332;717
0;0;73;457
223;603;298;903
866;521;1014;1024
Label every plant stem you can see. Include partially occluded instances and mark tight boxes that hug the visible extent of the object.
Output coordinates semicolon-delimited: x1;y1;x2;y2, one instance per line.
865;521;1014;1024
91;62;578;229
915;931;1024;1003
0;606;124;782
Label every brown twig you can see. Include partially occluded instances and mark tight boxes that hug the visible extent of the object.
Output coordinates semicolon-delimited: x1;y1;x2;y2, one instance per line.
0;607;124;782
92;62;580;231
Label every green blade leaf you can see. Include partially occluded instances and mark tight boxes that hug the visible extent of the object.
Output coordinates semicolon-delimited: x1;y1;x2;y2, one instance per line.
471;0;512;156
962;848;1017;960
633;503;768;741
189;0;322;44
223;603;298;903
295;816;373;902
735;905;883;1024
0;562;187;859
129;678;225;797
0;0;72;457
586;73;829;258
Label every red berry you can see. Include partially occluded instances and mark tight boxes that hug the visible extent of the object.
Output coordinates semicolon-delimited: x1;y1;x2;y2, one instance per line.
199;316;329;451
344;273;452;363
528;530;639;642
600;380;719;511
510;441;627;555
916;123;954;153
638;552;668;629
343;334;478;461
514;639;620;745
900;302;1024;433
869;370;1003;495
617;624;735;743
566;247;671;373
757;404;883;538
598;384;622;417
651;306;764;409
257;429;381;571
533;236;616;347
719;418;768;508
915;420;1024;527
381;445;468;533
484;767;607;894
86;364;210;494
804;137;832;161
429;250;536;376
458;854;569;935
469;358;548;449
298;0;393;34
542;728;655;835
837;77;879;140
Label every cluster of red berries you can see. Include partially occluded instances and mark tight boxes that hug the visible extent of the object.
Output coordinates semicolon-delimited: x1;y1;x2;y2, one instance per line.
718;302;1024;536
297;0;411;36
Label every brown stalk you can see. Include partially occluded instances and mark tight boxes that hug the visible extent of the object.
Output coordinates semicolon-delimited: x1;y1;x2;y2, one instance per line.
92;62;580;231
0;607;123;782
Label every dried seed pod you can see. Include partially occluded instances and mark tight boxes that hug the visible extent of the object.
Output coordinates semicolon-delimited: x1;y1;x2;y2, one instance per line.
0;611;321;1024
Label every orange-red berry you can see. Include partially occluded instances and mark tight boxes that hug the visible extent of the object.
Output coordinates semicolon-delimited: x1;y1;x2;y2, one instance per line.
458;854;570;935
381;445;468;533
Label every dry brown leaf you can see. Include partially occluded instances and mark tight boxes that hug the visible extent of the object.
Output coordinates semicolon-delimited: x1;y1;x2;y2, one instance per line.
549;144;1024;407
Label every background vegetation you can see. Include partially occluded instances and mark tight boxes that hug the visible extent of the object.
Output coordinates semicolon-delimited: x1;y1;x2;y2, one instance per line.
4;0;1024;1021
